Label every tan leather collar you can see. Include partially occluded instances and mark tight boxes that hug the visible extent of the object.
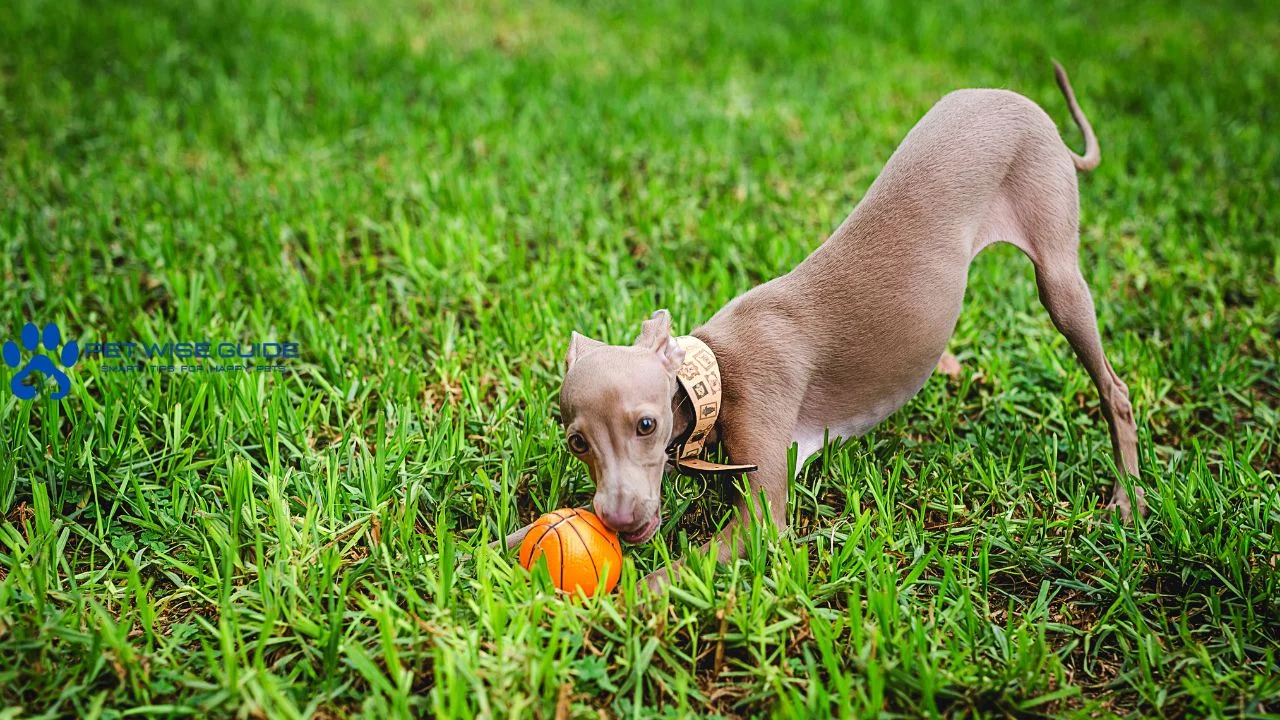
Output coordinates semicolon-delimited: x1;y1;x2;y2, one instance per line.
668;335;757;476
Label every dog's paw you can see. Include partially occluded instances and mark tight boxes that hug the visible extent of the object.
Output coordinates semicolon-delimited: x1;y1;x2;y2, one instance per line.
1105;485;1148;523
936;352;962;379
640;567;672;595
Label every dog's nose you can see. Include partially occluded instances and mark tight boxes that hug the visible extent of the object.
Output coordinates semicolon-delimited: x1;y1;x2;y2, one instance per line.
594;497;640;533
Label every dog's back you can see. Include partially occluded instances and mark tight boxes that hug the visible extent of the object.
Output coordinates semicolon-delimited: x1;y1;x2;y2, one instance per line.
700;75;1100;442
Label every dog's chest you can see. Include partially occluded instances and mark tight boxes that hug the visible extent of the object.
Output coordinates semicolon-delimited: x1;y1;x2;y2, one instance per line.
790;415;879;469
790;376;932;471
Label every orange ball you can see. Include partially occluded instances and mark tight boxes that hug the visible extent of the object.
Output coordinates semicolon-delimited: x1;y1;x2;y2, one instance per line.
518;509;622;597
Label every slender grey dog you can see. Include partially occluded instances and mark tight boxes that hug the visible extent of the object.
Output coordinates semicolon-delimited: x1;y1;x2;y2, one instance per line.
505;62;1144;589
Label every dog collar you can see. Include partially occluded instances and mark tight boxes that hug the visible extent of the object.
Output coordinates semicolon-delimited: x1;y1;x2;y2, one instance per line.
668;335;757;476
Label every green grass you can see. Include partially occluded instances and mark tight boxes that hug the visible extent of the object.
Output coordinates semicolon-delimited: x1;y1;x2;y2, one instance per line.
1;0;1278;716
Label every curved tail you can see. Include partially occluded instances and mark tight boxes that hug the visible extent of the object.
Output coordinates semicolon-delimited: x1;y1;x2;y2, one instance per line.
1053;60;1100;172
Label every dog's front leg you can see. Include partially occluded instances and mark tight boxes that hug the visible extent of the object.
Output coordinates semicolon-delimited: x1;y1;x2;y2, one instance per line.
644;422;794;593
493;523;535;551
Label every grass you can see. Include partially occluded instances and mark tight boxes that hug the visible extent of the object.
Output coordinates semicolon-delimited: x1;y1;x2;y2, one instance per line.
1;0;1278;716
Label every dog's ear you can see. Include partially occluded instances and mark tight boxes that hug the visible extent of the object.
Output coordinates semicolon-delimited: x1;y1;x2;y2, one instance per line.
565;331;606;371
635;309;685;374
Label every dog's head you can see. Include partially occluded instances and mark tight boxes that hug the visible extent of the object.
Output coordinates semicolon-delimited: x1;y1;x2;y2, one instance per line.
559;310;685;544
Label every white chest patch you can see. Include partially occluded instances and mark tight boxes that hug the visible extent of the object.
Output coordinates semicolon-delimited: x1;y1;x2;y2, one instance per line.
790;380;931;476
788;359;940;476
790;415;882;475
791;425;830;470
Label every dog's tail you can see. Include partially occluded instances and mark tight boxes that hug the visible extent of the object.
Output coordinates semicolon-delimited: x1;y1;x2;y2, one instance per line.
1052;60;1100;172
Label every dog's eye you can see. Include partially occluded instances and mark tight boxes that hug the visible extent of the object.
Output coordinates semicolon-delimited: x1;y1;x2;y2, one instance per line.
636;417;656;436
567;433;589;455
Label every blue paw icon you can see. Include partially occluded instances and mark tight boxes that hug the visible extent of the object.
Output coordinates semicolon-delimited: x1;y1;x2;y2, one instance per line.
3;322;79;401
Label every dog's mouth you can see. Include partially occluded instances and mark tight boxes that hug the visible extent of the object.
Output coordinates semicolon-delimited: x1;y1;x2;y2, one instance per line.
620;512;661;545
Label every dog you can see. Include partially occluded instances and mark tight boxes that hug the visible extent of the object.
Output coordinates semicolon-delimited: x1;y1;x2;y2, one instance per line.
504;62;1144;590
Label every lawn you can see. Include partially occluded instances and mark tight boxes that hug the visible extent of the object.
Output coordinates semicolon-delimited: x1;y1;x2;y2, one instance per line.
1;0;1278;717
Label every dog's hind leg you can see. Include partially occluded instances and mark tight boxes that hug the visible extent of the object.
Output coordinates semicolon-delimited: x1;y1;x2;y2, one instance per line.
993;84;1144;519
1032;253;1144;519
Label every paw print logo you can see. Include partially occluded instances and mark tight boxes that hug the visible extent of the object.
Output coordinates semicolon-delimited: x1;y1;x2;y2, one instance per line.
3;322;79;401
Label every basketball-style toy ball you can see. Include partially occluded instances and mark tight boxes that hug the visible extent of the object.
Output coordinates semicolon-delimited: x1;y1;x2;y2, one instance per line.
518;509;623;597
